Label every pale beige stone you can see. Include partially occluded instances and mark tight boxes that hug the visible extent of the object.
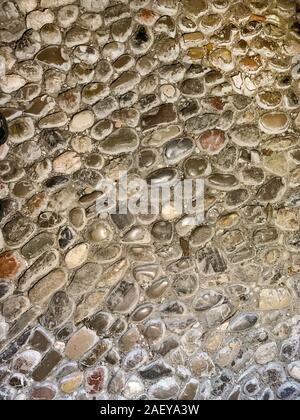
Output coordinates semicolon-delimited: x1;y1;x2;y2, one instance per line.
26;10;55;31
39;112;68;129
65;243;89;269
65;327;98;360
69;110;94;132
60;372;83;394
29;269;68;305
18;0;38;14
0;75;26;94
255;342;278;364
71;136;92;154
259;288;292;311
53;152;81;174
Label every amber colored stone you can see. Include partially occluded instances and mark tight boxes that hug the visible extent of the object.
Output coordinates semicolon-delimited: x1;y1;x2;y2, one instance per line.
249;14;266;22
0;252;24;281
24;192;47;216
187;47;206;60
136;9;157;25
240;55;262;72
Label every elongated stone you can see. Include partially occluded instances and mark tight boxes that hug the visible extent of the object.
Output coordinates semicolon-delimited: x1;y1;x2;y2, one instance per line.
65;327;98;360
32;350;62;382
18;251;59;292
21;233;55;260
99;128;139;155
28;269;67;305
141;104;177;131
68;263;102;297
39;291;74;331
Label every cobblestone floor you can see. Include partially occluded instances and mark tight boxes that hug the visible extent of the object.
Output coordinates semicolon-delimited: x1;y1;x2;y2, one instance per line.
1;0;300;401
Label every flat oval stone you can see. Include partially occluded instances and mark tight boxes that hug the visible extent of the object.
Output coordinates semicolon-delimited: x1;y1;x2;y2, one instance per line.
99;128;139;155
190;226;214;248
229;125;260;147
68;263;102;298
111;71;140;96
39;291;74;331
258;91;282;109
3;215;36;247
122;226;150;244
208;174;239;190
146;278;169;299
257;177;285;203
89;222;113;244
254;227;278;245
241;167;265;185
145;125;182;147
164;137;193;164
107;280;140;314
65;327;98;361
69;208;86;230
69;110;94;133
21;233;55;260
9;117;35;144
181;79;205;97
131;304;154;322
29;384;57;400
91;120;113;142
259;112;289;134
194;290;224;311
229;313;258;332
138;149;158;169
225;189;249;208
65;243;89;269
28;269;68;305
263;136;298;152
184;156;210;178
18;251;59;292
147;168;178;186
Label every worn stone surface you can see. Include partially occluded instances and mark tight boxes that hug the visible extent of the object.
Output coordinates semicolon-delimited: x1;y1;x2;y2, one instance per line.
0;0;300;401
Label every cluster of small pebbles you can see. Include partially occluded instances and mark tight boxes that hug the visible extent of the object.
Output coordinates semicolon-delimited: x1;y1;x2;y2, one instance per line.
0;0;300;401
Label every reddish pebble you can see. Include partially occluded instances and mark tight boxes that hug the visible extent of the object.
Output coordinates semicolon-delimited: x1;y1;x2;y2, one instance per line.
29;385;56;400
198;129;226;155
86;367;107;395
0;251;25;280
